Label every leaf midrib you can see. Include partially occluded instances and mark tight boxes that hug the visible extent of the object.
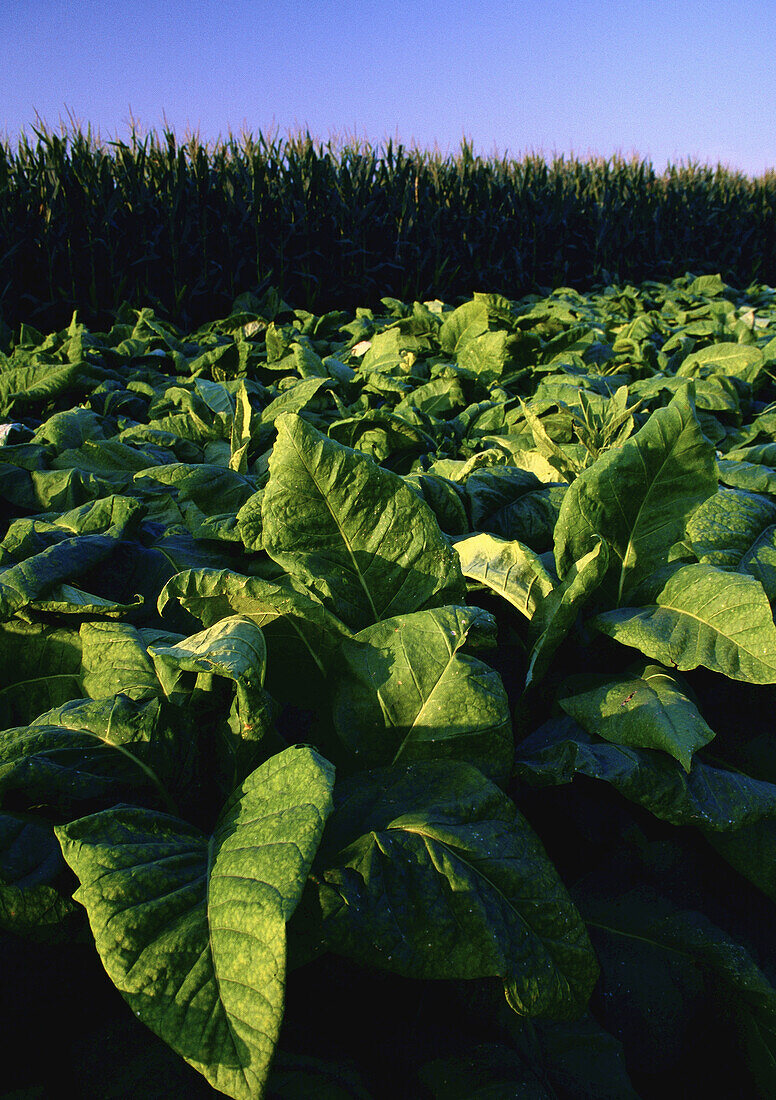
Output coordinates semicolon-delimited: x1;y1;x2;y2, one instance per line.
615;411;681;604
286;422;380;622
390;625;459;764
395;821;548;946
206;832;255;1095
654;583;776;673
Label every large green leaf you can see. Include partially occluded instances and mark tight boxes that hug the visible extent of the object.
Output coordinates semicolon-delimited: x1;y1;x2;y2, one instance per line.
526;542;609;688
685;488;776;567
56;745;335;1100
553;385;717;603
332;606;512;781
726;442;776;467
0;463;115;513
24;582;144;619
313;761;598;1020
718;457;776;496
454;532;555;618
0;494;140;554
35;694;190;803
148;615;276;784
559;662;715;772
515;717;776;830
518;398;581;482
148;615;267;699
257;377;328;432
403;471;470;535
328;409;437;468
438;299;516;380
29;406;108;451
463;466;544;529
0;359;88;416
677;340;765;384
0;811;76;939
0;696;172;811
261;413;465;629
593;563;776;683
159;568;352;676
482;484;567;552
229;380;253;473
0;619;83;728
740;526;776;600
80;621;180;700
0;531;126;621
135;462;257;521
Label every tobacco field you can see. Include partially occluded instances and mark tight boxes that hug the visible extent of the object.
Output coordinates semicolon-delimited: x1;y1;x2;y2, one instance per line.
4;272;776;1097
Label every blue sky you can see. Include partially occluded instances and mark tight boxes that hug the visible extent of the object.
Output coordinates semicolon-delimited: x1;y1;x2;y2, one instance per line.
3;0;775;176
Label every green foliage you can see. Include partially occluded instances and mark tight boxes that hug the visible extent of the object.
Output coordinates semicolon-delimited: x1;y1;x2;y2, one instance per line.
6;274;776;1096
56;745;335;1099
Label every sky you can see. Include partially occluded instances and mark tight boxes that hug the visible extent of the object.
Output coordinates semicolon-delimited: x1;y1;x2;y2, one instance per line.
3;0;775;177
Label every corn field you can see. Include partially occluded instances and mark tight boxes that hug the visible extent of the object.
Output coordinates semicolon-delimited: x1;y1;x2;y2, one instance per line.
3;122;776;334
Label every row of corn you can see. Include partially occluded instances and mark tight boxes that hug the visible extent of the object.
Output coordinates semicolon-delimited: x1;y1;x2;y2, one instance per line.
2;121;776;335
